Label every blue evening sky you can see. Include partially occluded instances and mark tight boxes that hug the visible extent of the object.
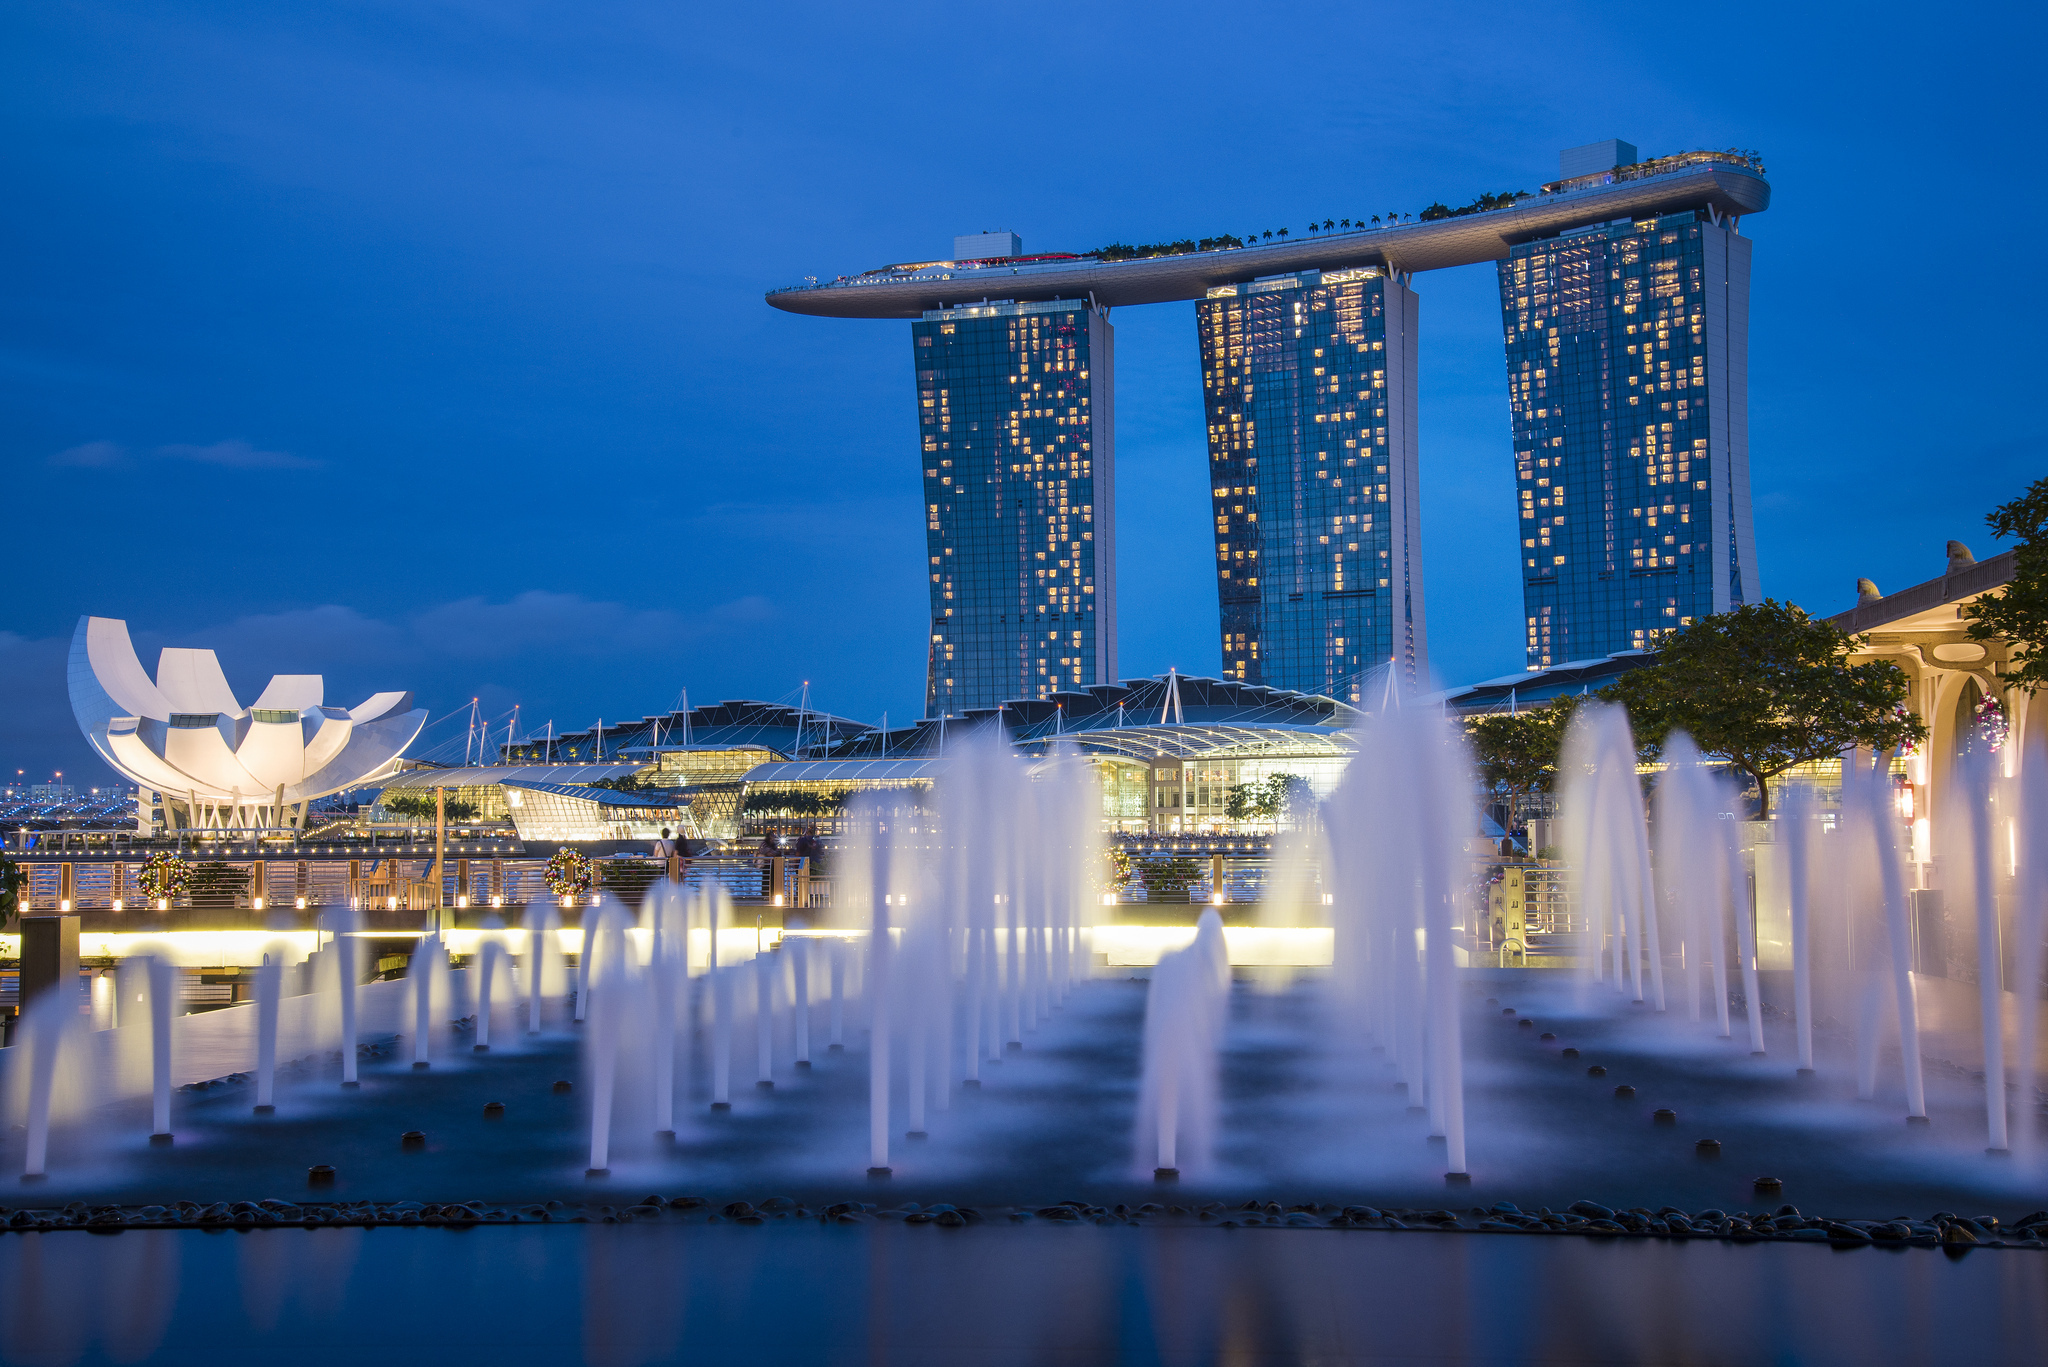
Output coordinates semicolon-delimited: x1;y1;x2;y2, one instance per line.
3;0;2039;784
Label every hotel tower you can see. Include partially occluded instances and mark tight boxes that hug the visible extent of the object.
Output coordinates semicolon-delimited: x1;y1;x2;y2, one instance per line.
913;285;1116;716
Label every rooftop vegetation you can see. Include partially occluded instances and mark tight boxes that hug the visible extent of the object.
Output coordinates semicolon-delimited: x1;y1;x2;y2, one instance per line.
1419;190;1532;222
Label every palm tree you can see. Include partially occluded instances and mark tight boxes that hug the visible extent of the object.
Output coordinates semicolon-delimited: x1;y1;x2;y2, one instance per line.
1340;218;1351;229
1370;215;1380;224
1306;222;1317;236
1323;218;1334;230
1278;227;1289;240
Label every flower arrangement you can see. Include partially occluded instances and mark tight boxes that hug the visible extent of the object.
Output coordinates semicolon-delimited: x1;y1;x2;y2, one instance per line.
1975;692;2009;752
545;848;593;896
137;851;191;900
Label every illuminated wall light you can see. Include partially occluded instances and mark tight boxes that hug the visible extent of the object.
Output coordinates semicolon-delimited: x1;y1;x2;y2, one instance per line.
252;896;264;912
296;896;307;910
112;898;124;912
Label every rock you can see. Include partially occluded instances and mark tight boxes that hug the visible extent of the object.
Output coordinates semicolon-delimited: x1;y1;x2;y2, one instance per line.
1490;1203;1521;1215
1587;1065;1607;1076
721;1201;755;1219
1613;1085;1636;1098
1568;1201;1614;1219
1652;1108;1677;1124
759;1196;797;1211
935;1211;966;1227
552;1080;573;1094
1561;1048;1580;1058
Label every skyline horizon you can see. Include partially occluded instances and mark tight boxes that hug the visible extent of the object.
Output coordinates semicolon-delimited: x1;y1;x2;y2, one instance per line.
4;1;2039;786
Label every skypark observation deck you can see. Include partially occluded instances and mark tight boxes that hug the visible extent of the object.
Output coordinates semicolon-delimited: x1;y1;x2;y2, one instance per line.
764;153;1770;317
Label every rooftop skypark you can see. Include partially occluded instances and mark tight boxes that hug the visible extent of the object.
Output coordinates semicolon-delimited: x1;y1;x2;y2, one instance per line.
766;148;1769;317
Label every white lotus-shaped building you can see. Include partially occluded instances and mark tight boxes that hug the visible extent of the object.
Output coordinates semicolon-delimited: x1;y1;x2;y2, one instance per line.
68;615;428;829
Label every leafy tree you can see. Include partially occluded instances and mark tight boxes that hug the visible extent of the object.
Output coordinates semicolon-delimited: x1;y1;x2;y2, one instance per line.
1965;474;2048;693
1464;697;1580;829
1600;600;1925;818
382;793;480;822
585;772;658;794
0;857;21;927
1223;773;1312;824
740;790;845;817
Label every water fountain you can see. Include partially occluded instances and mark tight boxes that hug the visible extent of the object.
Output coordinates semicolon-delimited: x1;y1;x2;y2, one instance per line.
1322;701;1473;1178
1560;701;1663;1008
6;700;2046;1366
1137;908;1228;1179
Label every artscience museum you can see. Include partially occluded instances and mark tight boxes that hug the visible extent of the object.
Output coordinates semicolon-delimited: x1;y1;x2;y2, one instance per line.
65;615;427;832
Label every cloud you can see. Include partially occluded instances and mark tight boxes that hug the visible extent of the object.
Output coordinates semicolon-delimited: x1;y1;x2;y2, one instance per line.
50;440;128;467
155;439;322;470
47;438;323;471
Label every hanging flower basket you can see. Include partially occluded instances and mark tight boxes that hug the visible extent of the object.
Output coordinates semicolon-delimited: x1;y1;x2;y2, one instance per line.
1974;693;2009;752
545;848;593;896
137;851;191;900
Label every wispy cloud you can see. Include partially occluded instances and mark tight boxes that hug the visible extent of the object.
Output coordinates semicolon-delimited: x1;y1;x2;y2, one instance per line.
155;439;321;469
47;438;322;470
50;440;127;467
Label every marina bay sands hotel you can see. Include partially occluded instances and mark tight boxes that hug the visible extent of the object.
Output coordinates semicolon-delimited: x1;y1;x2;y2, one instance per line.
767;141;1770;716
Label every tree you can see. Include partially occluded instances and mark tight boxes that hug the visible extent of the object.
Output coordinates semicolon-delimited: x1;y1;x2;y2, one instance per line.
1599;600;1925;819
0;857;21;927
1464;697;1579;830
1224;773;1312;825
1965;474;2048;693
382;793;479;822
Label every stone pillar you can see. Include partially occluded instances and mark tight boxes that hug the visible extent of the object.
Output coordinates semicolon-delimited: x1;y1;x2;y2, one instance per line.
20;914;80;1014
58;863;74;909
1211;853;1224;902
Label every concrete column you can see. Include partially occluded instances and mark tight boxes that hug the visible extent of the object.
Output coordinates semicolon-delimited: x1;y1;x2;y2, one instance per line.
20;914;80;1014
1211;853;1224;902
59;863;74;909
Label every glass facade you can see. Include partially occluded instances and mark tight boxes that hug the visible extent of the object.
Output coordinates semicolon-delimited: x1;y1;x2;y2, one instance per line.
914;300;1117;716
1501;212;1757;668
1197;269;1425;703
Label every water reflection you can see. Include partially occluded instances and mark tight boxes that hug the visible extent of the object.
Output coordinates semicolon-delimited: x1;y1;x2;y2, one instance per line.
0;1227;2041;1366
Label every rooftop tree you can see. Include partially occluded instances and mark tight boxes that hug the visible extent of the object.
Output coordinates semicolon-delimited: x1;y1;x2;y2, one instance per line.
1599;600;1923;819
1965;474;2048;693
